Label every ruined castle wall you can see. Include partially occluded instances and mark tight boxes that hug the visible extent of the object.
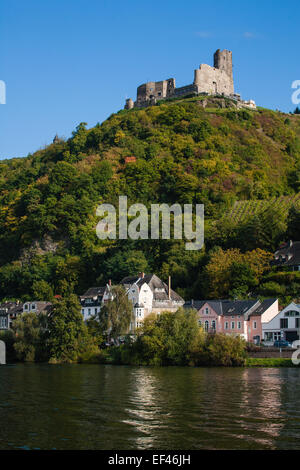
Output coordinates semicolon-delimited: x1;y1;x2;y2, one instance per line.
194;64;234;95
136;78;175;105
214;49;233;83
174;83;198;97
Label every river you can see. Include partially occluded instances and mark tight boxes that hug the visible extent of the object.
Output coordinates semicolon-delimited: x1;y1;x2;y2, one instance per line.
0;364;299;450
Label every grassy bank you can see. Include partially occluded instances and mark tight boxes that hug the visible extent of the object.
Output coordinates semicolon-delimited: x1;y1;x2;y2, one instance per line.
97;351;299;368
246;357;297;367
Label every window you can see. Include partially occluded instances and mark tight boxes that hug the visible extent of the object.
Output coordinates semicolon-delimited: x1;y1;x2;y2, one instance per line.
264;332;273;341
94;308;98;314
231;321;235;329
280;318;288;329
237;321;241;329
31;304;36;310
205;307;209;315
81;309;84;315
88;308;91;316
225;322;229;330
211;320;216;330
204;321;209;332
296;318;300;328
253;321;257;329
24;304;28;310
274;331;281;341
285;310;300;317
198;320;202;327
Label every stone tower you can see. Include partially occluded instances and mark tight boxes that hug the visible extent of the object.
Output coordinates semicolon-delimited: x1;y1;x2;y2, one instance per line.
214;49;233;83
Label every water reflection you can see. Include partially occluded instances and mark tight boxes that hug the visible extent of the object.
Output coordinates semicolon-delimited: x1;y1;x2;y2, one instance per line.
0;364;300;450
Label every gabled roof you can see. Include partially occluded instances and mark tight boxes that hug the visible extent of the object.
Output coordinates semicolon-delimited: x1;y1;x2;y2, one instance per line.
23;301;52;313
0;302;23;315
249;298;277;317
120;273;184;303
184;300;224;315
272;241;300;267
185;298;277;317
221;300;259;316
81;286;106;299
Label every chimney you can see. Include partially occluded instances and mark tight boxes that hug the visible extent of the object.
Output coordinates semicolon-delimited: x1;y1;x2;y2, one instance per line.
108;279;111;286
168;276;171;300
139;272;144;278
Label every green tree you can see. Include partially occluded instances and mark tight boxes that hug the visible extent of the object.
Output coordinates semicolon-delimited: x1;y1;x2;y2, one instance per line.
125;308;206;366
12;312;49;362
206;334;247;366
103;249;148;282
32;280;54;300
48;294;94;362
97;285;133;340
286;205;300;240
228;261;257;299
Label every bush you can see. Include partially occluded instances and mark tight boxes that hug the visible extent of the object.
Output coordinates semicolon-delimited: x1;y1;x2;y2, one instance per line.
206;334;247;366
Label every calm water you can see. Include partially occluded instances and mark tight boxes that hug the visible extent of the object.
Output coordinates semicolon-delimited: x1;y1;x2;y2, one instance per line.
0;364;300;450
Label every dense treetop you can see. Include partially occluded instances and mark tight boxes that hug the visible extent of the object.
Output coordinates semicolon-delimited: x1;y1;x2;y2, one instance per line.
1;96;300;302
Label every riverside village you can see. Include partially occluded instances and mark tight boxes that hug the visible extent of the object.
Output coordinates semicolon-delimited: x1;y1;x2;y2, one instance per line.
0;49;300;366
1;240;300;363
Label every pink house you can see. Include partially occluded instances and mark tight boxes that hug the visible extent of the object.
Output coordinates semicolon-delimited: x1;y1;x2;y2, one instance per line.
184;299;279;343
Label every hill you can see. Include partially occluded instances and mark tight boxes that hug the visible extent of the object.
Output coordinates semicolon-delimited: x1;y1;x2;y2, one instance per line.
1;95;300;302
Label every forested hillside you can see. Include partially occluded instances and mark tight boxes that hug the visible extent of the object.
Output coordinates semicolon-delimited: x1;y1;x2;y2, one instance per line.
1;95;300;303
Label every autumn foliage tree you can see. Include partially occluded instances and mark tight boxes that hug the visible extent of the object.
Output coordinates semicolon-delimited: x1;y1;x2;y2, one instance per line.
203;247;273;298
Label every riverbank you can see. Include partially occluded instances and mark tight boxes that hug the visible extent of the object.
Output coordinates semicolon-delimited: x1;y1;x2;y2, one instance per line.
2;356;299;367
245;357;298;367
99;351;299;368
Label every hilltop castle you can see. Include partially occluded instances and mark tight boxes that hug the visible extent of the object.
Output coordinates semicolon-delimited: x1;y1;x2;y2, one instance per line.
125;49;256;110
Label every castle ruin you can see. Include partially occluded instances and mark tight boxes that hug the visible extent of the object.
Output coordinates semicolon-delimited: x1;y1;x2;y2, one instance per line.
125;49;256;110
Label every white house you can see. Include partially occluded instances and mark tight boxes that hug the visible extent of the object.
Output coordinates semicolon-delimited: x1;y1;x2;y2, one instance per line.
0;301;23;330
262;302;300;345
80;285;111;322
79;273;185;332
121;273;185;332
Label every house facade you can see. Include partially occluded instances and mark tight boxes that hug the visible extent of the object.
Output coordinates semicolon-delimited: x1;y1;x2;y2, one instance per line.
121;273;185;332
0;307;9;330
185;298;279;343
80;273;184;332
80;285;111;322
0;302;23;330
23;301;52;315
262;302;300;345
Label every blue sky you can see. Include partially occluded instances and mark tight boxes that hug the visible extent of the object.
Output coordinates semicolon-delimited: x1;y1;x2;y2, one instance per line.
1;0;299;159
